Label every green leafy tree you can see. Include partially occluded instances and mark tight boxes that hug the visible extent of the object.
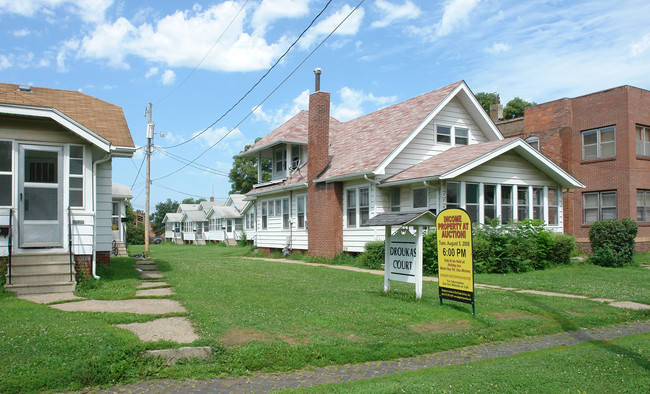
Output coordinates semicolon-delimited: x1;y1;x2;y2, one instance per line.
475;92;500;113
229;138;271;194
181;197;206;204
125;200;144;245
151;198;179;236
503;97;536;119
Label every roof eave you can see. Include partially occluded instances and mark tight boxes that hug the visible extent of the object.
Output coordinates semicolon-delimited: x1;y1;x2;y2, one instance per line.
0;104;112;152
241;139;307;157
314;171;374;184
246;182;308;196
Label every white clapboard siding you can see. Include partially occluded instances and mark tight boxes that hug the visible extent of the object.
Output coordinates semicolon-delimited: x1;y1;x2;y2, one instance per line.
343;227;384;253
458;151;554;185
95;160;113;253
70;211;95;255
386;98;489;175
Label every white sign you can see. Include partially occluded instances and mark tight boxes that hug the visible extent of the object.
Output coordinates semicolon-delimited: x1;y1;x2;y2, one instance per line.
387;230;417;283
384;227;423;299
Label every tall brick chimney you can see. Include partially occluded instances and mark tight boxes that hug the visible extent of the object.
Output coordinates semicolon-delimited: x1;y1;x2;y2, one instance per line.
307;68;343;257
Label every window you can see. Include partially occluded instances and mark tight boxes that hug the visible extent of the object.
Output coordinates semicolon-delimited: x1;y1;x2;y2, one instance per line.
582;126;615;160
282;198;290;229
484;184;496;220
346;187;370;227
359;188;369;225
446;182;460;209
455;128;469;146
465;183;479;222
235;218;243;231
274;148;286;174
297;195;306;229
390;187;401;212
636;125;650;157
583;191;617;224
268;199;275;216
291;145;302;168
0;141;11;206
275;199;282;217
548;188;559;225
413;188;427;209
262;202;268;229
637;190;650;222
532;187;544;220
111;202;119;230
517;187;529;221
346;189;357;227
69;145;84;207
526;136;540;151
436;125;451;144
501;185;513;223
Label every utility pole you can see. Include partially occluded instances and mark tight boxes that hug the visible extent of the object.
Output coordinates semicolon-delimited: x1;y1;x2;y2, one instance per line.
145;102;153;255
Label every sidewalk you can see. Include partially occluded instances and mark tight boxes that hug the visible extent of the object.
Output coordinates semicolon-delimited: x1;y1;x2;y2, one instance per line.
95;320;650;393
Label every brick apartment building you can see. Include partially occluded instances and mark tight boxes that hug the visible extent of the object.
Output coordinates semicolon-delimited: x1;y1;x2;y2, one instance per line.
494;85;650;250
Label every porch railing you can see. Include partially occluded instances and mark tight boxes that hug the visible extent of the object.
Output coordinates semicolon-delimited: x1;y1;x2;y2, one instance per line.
6;208;13;285
68;207;73;282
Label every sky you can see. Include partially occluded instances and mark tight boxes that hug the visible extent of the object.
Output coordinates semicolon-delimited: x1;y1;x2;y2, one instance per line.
2;0;650;211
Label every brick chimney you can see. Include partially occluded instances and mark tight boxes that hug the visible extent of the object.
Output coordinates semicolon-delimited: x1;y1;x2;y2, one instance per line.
210;196;214;202
490;103;503;122
307;68;343;258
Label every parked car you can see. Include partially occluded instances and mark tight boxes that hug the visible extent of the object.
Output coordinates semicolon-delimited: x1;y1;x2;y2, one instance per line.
152;236;164;244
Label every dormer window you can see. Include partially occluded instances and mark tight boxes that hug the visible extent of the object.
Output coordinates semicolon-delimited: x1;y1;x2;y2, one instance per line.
273;147;287;179
291;145;302;169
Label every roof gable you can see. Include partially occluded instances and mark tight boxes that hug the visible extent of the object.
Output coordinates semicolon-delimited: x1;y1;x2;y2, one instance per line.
0;83;134;149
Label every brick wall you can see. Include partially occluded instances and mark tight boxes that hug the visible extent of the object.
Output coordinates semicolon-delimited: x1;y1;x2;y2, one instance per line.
519;86;650;249
74;254;92;280
307;90;344;258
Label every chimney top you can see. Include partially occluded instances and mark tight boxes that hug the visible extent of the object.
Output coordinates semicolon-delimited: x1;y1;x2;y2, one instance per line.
314;67;322;92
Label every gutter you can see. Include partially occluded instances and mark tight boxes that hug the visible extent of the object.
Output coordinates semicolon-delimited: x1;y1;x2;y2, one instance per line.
313;171;373;184
91;152;111;279
246;182;308;197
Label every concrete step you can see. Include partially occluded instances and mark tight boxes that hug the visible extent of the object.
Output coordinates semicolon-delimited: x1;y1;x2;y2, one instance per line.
8;271;75;284
11;252;70;265
225;239;238;246
6;281;76;295
9;261;74;275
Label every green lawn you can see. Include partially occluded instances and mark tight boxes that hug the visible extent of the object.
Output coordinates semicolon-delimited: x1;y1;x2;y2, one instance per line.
1;243;649;393
295;333;650;393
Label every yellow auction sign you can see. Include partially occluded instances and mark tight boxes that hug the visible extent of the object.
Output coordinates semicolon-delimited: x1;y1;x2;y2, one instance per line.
436;208;474;314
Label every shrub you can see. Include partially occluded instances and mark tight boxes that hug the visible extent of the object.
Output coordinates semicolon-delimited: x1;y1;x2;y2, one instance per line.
549;233;575;265
238;231;248;246
358;241;385;270
126;223;145;245
589;218;637;267
332;252;355;266
422;231;438;275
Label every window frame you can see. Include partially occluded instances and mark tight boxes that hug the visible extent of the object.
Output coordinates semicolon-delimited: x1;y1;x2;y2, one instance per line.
636;125;650;157
465;183;479;223
346;186;370;228
0;140;13;207
484;184;497;221
582;126;616;161
583;190;617;224
296;195;306;229
390;187;401;212
446;181;460;210
638;190;650;223
412;187;428;209
261;201;268;230
69;144;84;208
282;198;290;229
548;187;559;226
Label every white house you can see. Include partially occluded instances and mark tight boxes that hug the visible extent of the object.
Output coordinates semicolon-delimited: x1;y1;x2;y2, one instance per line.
0;83;135;294
111;183;132;256
163;212;183;243
240;76;584;257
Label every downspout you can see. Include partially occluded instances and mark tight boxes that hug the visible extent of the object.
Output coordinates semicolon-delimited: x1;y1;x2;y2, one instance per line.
364;174;380;185
91;152;111;279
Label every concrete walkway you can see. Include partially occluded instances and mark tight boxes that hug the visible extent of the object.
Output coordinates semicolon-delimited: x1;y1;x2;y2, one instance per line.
243;257;650;310
95;320;650;393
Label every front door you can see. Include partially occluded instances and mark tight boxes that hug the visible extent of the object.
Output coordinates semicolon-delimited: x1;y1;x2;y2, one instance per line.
19;144;63;248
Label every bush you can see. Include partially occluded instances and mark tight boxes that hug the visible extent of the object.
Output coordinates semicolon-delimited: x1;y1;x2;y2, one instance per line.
358;241;385;269
549;233;575;266
589;218;637;267
422;231;438;275
126;223;145;245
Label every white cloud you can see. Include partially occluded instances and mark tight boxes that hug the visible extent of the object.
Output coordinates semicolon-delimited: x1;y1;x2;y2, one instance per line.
78;3;290;72
145;66;159;78
0;55;11;70
12;28;30;37
371;0;421;28
161;69;175;85
485;42;511;55
192;126;244;152
253;89;310;127
0;0;113;23
332;86;397;121
298;4;365;49
252;0;310;35
437;0;480;37
631;33;650;58
56;39;80;72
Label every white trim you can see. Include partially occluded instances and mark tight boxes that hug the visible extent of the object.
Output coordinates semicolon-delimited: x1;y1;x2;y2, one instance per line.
0;104;112;152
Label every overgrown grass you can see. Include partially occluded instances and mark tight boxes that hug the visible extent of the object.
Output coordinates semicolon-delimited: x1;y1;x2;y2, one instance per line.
74;257;141;300
2;244;649;392
295;333;650;393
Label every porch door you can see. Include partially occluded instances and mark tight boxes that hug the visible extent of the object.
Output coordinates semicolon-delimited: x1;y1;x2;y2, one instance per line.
19;145;63;248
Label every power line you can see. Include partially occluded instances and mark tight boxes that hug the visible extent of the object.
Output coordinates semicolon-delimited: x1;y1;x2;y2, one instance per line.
159;0;333;150
155;147;229;176
130;154;146;189
155;0;250;105
152;0;365;182
152;182;207;199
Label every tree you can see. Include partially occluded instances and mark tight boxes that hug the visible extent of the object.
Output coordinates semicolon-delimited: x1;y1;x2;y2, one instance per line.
503;97;536;120
181;197;205;204
125;200;144;245
475;92;500;114
151;198;179;236
229;138;271;194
